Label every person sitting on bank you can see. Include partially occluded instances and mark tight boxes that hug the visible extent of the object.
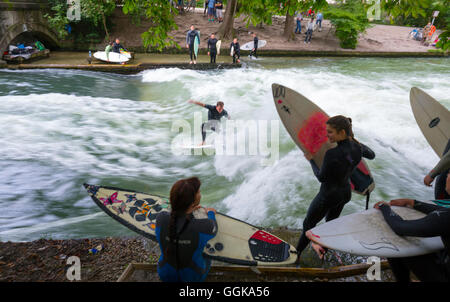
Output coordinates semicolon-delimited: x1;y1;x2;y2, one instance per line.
156;177;217;282
105;41;113;61
112;38;127;54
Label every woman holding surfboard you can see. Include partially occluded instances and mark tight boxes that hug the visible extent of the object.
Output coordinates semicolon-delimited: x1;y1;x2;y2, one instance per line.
295;115;375;264
156;177;218;282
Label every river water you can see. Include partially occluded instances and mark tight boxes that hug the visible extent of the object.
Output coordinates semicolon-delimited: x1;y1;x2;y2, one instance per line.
0;57;449;242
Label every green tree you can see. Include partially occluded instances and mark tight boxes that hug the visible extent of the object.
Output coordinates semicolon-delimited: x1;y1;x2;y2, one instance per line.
80;0;116;41
236;0;327;41
325;0;371;49
122;0;179;51
43;0;70;39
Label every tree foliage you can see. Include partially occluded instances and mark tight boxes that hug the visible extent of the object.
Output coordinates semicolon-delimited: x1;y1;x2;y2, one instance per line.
381;0;449;51
43;0;70;39
122;0;179;51
80;0;116;41
324;0;371;49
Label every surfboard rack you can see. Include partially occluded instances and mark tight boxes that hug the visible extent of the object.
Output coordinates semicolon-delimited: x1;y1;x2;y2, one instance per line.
117;261;389;282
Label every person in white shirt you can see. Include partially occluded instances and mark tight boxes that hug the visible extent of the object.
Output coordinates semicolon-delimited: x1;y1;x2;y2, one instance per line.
304;18;315;44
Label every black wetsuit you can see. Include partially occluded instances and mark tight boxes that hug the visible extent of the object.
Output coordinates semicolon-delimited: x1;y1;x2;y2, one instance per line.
296;139;375;255
112;42;126;53
379;202;450;282
201;104;229;142
186;30;200;61
230;42;240;63
156;211;218;282
250;36;258;58
207;38;218;63
435;140;450;200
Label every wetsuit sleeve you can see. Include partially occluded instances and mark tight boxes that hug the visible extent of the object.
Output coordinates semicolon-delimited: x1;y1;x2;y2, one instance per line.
379;203;450;238
360;143;375;160
207;39;211;51
196;32;200;46
186;31;190;45
429;151;450;178
413;200;446;214
192;212;218;237
204;104;215;111
223;109;229;118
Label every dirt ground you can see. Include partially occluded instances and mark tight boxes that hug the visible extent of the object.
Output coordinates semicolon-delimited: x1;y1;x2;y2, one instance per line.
107;7;440;53
0;233;396;282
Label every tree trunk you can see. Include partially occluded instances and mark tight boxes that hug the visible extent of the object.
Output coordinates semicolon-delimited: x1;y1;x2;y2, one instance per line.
102;11;110;42
217;0;238;40
283;7;295;41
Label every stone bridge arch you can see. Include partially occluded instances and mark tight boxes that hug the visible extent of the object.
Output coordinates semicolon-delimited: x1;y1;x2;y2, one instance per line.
0;0;61;53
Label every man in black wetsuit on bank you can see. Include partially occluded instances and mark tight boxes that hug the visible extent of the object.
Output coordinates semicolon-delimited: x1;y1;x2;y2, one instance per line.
186;25;200;65
188;99;230;145
112;38;127;54
207;34;218;64
230;38;240;64
250;32;258;58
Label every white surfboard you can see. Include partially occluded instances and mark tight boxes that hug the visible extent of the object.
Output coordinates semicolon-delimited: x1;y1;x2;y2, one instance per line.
309;206;444;257
230;45;234;57
93;51;129;63
216;40;222;55
410;87;450;158
272;83;375;196
241;39;267;51
84;184;297;266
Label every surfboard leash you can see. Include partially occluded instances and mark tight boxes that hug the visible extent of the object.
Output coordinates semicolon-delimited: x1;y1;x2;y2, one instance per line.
365;192;371;210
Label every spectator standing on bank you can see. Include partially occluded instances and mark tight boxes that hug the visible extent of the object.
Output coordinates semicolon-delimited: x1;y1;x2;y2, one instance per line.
295;11;303;34
304;18;315;44
316;11;323;31
208;0;216;22
215;0;224;23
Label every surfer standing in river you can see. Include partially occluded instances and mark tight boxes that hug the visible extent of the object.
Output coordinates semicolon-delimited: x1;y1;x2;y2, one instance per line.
295;115;375;265
188;99;230;146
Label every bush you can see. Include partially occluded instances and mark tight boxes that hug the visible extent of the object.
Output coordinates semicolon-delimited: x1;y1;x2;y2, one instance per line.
324;0;371;49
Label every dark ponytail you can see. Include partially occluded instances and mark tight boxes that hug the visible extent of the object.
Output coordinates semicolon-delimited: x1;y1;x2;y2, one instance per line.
326;115;360;145
166;177;201;258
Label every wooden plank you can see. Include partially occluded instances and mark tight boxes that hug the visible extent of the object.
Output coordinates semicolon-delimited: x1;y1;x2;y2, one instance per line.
117;261;390;281
116;263;136;282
